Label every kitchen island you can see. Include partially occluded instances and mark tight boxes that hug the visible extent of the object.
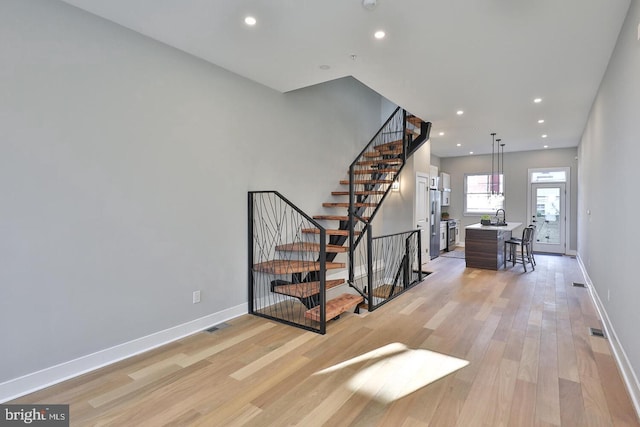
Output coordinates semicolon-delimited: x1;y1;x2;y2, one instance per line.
465;222;523;270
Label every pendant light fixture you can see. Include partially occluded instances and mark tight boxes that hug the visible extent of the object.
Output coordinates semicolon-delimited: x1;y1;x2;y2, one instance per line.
495;139;504;201
488;133;505;204
489;133;496;195
500;141;505;199
495;138;501;195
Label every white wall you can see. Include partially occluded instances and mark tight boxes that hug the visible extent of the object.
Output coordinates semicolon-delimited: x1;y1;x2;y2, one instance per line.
578;0;640;408
440;148;578;249
0;0;384;392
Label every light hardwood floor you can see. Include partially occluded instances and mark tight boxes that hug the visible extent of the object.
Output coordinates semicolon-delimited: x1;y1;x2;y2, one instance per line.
12;254;640;426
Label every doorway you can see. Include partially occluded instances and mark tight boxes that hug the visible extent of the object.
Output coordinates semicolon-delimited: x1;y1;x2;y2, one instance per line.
527;168;569;254
415;172;429;264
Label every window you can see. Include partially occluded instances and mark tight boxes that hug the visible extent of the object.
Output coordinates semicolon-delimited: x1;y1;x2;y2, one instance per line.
464;173;504;215
531;170;567;183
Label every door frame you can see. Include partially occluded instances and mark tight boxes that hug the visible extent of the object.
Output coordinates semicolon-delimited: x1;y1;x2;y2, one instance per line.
526;167;570;255
415;172;430;263
530;182;566;253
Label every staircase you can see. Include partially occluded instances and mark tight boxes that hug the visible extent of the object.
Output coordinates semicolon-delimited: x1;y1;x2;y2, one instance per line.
249;107;431;334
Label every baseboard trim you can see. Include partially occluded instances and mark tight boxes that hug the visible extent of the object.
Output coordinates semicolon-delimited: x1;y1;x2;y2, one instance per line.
576;255;640;418
0;303;247;403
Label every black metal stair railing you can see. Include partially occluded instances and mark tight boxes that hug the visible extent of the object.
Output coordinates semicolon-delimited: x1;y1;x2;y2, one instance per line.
247;108;430;334
347;107;430;295
248;191;328;334
352;227;423;311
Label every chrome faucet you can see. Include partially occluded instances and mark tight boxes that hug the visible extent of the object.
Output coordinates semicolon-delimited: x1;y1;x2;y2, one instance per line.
495;209;506;225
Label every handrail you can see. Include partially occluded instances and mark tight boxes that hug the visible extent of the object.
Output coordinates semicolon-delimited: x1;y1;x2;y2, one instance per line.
249;190;326;232
348;108;407;286
372;229;423;240
348;106;402;170
350;227;423;311
347;108;430;289
352;161;408;249
248;191;327;334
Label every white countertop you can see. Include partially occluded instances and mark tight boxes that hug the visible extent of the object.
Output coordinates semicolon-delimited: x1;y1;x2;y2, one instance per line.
466;222;522;232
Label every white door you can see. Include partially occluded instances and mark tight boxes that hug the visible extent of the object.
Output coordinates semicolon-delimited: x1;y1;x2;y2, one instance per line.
416;173;429;263
530;183;566;254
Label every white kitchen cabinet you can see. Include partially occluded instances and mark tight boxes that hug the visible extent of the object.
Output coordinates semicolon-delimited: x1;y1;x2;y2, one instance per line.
441;192;451;207
429;165;439;189
439;222;447;252
439;171;451;206
455;224;460;245
439;172;451;191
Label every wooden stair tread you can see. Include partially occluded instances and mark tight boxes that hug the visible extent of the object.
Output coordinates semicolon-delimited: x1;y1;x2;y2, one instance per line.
371;284;402;299
275;242;347;253
253;260;345;274
352;168;398;174
363;149;402;158
355;158;403;166
305;293;364;322
322;202;377;209
313;215;371;221
357;302;370;311
406;116;423;126
301;228;360;236
374;140;403;150
272;279;345;298
331;190;385;196
339;179;393;185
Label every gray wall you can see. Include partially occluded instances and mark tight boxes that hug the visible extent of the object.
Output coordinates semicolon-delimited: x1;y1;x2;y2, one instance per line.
440;148;578;250
430;154;441;169
578;0;640;391
0;0;383;383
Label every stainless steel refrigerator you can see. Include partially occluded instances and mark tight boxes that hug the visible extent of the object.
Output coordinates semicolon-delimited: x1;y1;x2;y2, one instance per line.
429;189;441;259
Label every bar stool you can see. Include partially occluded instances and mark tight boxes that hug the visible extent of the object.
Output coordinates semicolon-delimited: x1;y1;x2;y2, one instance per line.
509;224;537;266
528;224;536;266
504;226;535;272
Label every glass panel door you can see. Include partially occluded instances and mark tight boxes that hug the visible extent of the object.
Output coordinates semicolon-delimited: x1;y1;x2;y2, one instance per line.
530;183;565;254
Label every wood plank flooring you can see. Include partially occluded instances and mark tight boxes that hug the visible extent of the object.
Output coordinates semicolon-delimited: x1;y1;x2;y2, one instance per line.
11;254;639;426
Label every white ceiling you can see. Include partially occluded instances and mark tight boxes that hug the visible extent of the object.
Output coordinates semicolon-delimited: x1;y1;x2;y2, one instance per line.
61;0;630;157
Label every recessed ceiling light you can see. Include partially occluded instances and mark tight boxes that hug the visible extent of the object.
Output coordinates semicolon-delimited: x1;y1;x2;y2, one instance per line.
456;110;464;115
456;143;461;147
543;145;549;148
244;16;257;26
542;134;548;138
439;132;444;136
362;0;377;10
534;98;542;103
469;151;474;154
538;119;545;124
374;30;386;39
319;65;330;70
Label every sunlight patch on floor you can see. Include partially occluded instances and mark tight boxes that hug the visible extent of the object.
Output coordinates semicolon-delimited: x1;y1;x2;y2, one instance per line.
315;343;469;404
314;342;407;375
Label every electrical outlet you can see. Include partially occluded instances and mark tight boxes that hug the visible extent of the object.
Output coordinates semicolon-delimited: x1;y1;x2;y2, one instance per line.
193;290;201;304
